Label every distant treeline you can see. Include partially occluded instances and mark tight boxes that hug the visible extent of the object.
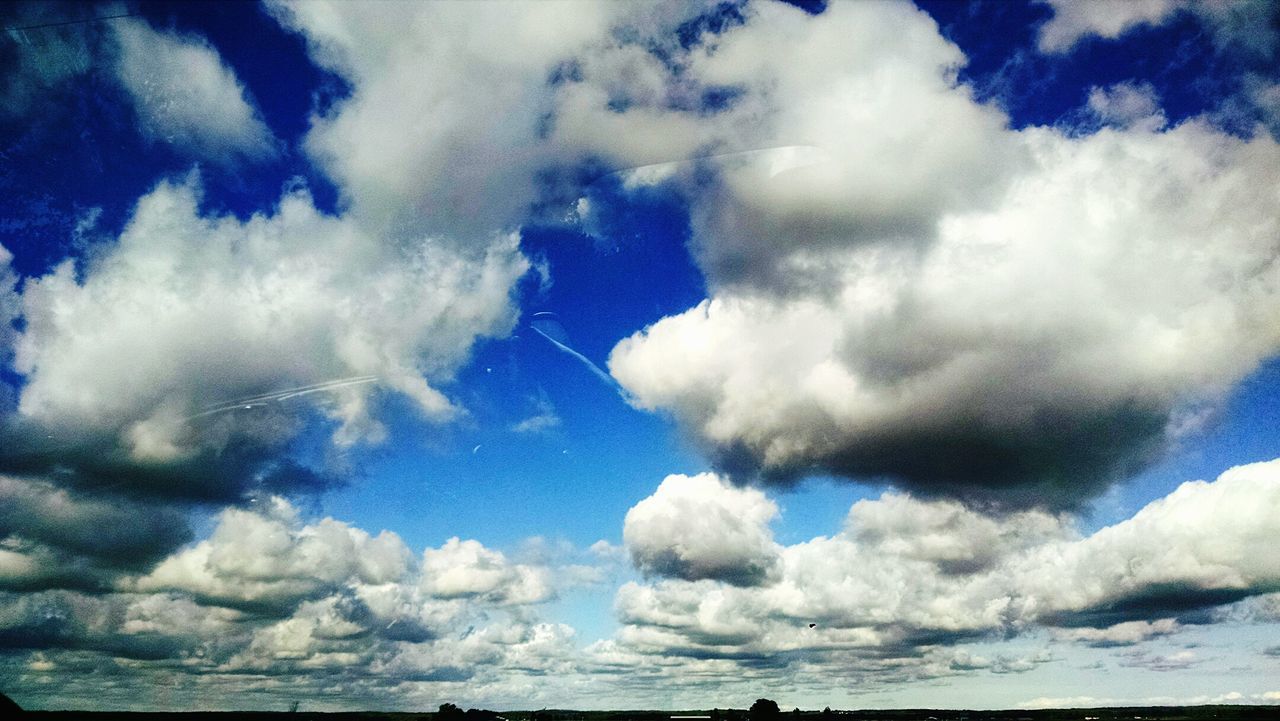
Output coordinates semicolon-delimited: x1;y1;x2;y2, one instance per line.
20;704;1280;721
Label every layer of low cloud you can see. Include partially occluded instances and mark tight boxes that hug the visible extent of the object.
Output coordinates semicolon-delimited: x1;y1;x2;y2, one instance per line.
112;18;278;163
3;458;1279;709
1;496;594;710
606;458;1280;681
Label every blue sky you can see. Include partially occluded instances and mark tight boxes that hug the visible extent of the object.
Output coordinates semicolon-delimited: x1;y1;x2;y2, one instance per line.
1;0;1278;712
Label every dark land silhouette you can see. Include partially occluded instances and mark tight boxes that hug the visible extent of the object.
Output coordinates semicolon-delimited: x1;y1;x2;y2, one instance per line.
14;705;1280;721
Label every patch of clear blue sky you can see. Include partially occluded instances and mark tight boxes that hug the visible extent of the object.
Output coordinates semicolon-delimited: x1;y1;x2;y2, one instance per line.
2;0;1276;556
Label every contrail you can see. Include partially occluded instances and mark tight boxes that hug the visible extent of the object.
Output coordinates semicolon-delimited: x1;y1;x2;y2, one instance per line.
528;313;629;400
188;376;379;420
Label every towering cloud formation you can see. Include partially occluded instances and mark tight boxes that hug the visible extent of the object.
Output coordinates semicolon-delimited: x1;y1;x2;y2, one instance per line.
607;1;1280;507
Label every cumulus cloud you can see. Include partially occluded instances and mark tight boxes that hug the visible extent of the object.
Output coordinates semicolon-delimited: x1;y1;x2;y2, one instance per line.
265;0;632;243
5;176;527;501
112;18;277;163
130;497;411;611
603;459;1280;677
607;2;1280;506
1050;618;1181;647
3;0;1278;709
624;472;780;586
0;496;602;708
1086;81;1166;131
1038;0;1280;58
421;538;553;606
0;589;225;661
3;459;1278;708
1014;458;1280;626
1037;0;1183;53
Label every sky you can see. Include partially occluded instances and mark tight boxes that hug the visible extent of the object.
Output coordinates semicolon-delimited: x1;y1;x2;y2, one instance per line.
0;0;1278;712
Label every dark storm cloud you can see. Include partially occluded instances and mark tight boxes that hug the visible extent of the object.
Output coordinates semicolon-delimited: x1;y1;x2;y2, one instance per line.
0;412;336;503
708;400;1167;510
0;475;191;567
1041;585;1264;630
0;591;192;660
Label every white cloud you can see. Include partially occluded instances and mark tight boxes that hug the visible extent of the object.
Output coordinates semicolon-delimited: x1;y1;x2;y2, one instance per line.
13;177;527;467
1051;618;1181;647
847;491;1069;574
102;497;589;695
3;0;1279;709
266;0;627;243
130;497;412;609
604;458;1280;674
2;459;1279;708
1037;0;1182;53
112;18;277;162
624;472;780;586
421;537;553;606
1086;81;1166;131
511;395;561;434
1014;458;1280;622
1038;0;1280;59
611;110;1280;503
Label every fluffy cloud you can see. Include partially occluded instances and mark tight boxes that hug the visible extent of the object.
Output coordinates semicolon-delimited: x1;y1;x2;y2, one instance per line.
624;472;779;586
112;18;277;162
3;459;1279;708
1037;0;1183;53
265;0;629;243
1014;459;1280;625
1038;0;1280;58
608;2;1280;506
130;497;411;610
1086;81;1166;131
3;0;1278;710
606;459;1280;676
1050;618;1181;647
0;496;600;708
129;497;558;614
6;176;526;499
421;538;553;606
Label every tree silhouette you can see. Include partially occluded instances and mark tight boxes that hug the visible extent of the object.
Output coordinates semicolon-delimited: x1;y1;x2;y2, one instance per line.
750;698;780;721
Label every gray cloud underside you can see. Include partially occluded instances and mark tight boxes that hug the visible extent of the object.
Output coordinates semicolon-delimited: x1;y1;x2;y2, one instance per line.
603;2;1280;506
608;459;1280;675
